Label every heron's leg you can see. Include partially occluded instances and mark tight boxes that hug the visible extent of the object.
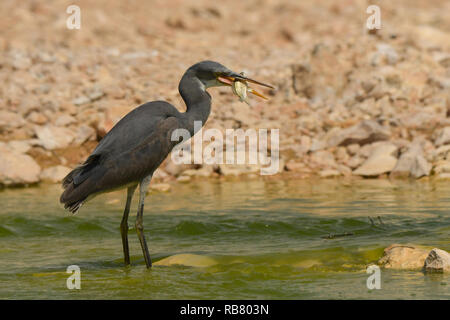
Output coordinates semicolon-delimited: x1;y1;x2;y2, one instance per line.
120;184;137;266
136;175;152;268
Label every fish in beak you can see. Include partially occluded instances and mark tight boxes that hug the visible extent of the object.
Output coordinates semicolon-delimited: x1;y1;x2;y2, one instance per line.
216;71;274;103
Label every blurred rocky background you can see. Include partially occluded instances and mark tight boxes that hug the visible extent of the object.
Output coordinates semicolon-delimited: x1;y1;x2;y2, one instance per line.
0;0;449;187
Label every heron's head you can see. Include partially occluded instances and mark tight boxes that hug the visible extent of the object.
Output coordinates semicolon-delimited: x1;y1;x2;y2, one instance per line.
187;60;274;100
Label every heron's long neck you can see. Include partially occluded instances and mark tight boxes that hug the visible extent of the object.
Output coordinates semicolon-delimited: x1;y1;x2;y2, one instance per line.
179;72;212;136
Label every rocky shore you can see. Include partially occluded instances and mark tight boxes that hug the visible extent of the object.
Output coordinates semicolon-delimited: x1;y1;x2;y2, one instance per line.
1;0;450;187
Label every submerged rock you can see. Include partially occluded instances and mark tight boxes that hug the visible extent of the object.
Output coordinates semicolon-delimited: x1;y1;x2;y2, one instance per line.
423;248;450;273
378;244;430;270
154;253;217;267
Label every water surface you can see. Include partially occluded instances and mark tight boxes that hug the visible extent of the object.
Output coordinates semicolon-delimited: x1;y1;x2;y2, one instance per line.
0;179;449;299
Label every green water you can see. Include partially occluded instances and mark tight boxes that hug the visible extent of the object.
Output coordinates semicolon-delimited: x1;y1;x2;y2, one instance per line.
0;179;448;299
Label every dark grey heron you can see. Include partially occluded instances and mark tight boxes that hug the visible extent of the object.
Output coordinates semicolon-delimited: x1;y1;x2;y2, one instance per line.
60;60;274;268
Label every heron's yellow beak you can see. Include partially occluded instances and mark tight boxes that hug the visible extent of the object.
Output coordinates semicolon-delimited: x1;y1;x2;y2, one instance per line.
217;74;274;100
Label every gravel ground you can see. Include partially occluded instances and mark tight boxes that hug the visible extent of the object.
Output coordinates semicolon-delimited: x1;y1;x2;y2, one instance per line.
0;0;450;187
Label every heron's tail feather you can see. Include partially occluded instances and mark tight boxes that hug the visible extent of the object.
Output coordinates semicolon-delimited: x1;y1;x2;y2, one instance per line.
62;154;100;189
60;154;101;213
64;197;85;214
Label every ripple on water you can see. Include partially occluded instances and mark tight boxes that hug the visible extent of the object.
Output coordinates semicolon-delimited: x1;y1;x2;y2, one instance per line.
0;180;449;299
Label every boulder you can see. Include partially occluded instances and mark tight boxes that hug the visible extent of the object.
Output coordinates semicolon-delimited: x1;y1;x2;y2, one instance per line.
326;120;390;147
378;244;430;270
423;248;450;273
0;145;41;186
40;165;71;183
353;142;398;176
34;125;75;150
390;141;431;179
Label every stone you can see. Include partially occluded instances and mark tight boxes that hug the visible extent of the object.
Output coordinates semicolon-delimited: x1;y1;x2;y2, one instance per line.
335;146;349;163
378;244;430;270
390;141;431;179
413;26;450;50
26;112;48;125
86;87;104;101
0;111;25;130
434;127;450;146
176;175;191;183
346;155;364;169
96;105;135;136
54;115;76;127
152;168;169;180
310;150;338;168
433;145;450;161
219;164;252;176
164;159;195;177
218;150;280;176
8;140;31;154
309;138;326;152
74;125;96;145
0;146;41;186
34;125;75;150
326;120;390;147
423;248;450;273
347;143;360;156
353;142;398;176
285;160;306;172
40;165;71;183
337;164;352;176
436;172;450;180
432;159;450;174
72;96;91;106
181;167;213;177
371;43;399;66
319;169;341;178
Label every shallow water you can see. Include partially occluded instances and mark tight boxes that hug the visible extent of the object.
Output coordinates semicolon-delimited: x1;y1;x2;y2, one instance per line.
0;179;448;299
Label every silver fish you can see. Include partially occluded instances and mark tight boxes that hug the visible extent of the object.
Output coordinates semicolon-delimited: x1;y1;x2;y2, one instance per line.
232;72;250;105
